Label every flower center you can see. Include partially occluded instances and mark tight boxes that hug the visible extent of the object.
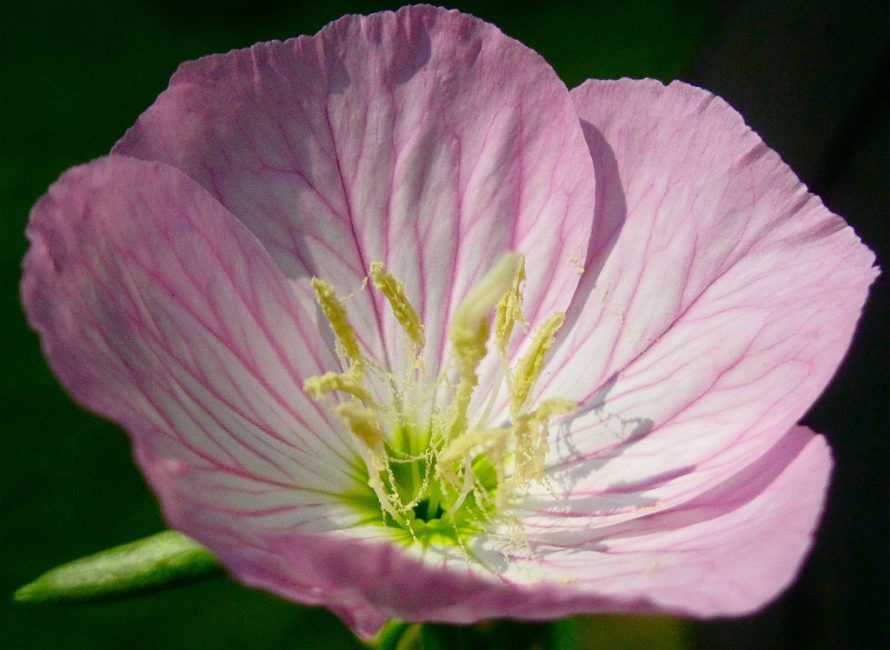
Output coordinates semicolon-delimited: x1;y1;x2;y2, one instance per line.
304;253;575;547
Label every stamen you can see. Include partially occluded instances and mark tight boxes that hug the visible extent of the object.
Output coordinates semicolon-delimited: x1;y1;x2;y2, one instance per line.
370;262;425;351
304;370;373;404
335;401;385;454
438;427;509;484
303;252;575;549
311;278;364;371
510;312;566;416
437;426;508;514
495;255;526;357
334;400;407;522
512;398;576;482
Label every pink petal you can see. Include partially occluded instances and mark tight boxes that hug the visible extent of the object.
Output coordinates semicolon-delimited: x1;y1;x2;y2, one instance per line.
113;6;595;379
511;426;833;617
22;156;365;545
539;79;876;505
208;427;829;637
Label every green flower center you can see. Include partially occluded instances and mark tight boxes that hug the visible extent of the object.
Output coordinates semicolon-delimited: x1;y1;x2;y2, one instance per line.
306;254;575;547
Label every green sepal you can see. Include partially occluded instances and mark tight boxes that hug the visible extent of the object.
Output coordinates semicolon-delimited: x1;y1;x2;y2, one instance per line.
13;530;222;603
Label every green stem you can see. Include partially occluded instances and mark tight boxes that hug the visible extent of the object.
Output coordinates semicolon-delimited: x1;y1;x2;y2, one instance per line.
364;621;420;650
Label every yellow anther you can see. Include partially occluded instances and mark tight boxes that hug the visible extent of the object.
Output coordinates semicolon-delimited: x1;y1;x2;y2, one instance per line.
335;401;403;521
311;277;363;370
370;262;425;350
512;397;577;481
510;312;566;416
304;369;373;404
336;401;385;454
531;397;578;418
495;255;526;355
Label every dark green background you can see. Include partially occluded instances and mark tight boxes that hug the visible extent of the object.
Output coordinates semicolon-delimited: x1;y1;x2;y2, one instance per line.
2;1;887;648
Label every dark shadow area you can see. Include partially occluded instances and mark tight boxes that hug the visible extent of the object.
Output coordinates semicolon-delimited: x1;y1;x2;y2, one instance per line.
686;2;889;648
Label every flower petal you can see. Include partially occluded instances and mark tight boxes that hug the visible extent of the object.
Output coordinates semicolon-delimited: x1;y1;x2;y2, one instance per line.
210;426;829;638
113;6;595;378
539;79;876;502
22;156;365;545
511;426;832;617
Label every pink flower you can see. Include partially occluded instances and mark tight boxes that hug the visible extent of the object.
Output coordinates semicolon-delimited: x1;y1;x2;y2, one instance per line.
22;5;876;639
